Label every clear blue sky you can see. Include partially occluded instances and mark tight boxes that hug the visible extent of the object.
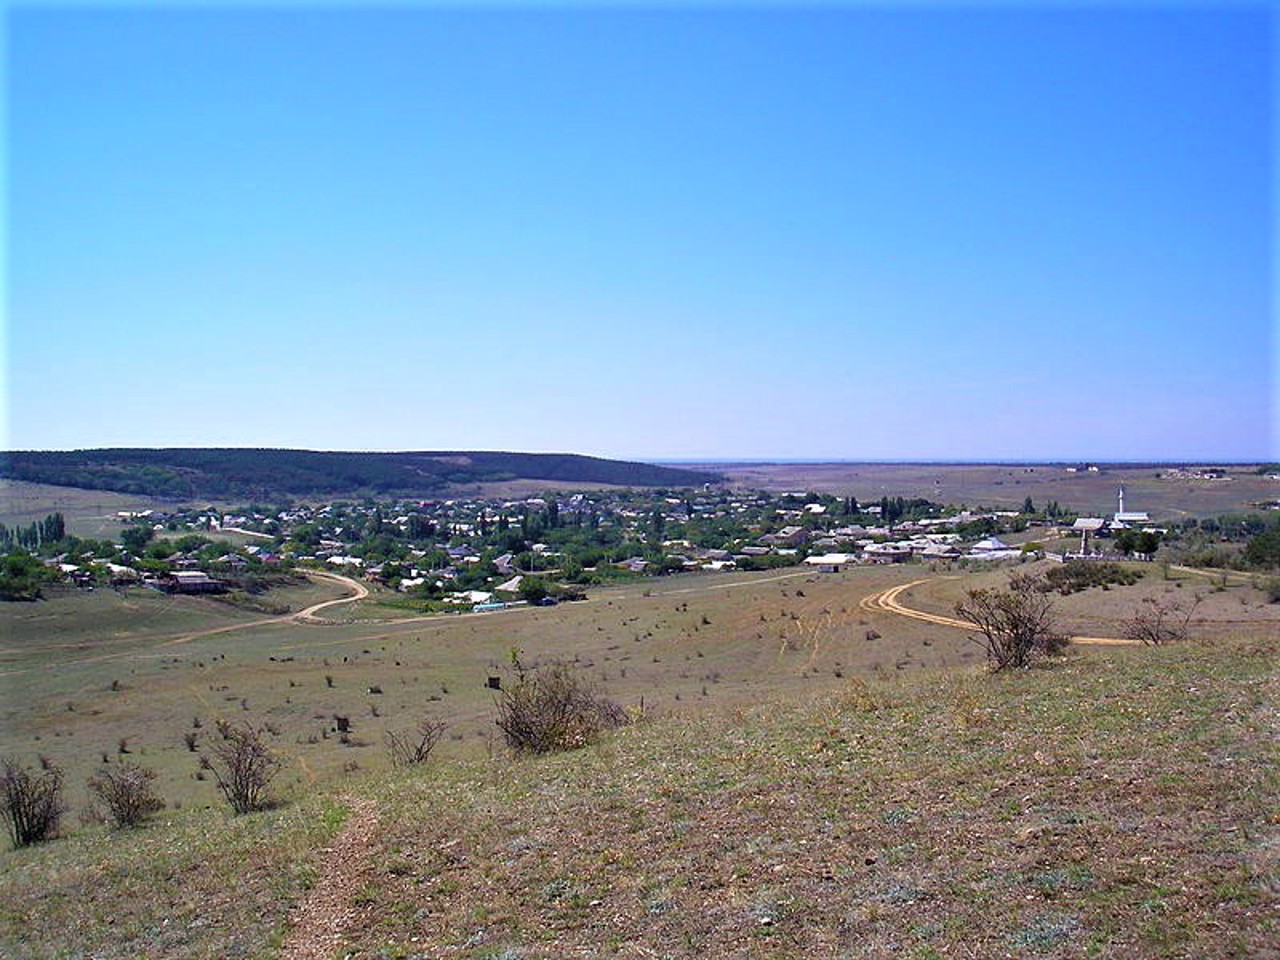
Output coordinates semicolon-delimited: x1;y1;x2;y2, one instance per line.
6;3;1275;461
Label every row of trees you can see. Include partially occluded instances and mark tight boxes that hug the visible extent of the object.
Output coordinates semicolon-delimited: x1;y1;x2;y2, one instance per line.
0;513;65;551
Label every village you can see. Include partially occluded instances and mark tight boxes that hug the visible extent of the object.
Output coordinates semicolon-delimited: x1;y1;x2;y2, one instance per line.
25;483;1175;611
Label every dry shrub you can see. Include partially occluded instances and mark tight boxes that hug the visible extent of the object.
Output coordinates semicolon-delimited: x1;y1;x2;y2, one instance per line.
87;761;164;828
200;724;280;814
1;757;66;848
955;572;1066;671
385;717;448;768
495;656;627;755
835;677;880;713
1122;594;1202;646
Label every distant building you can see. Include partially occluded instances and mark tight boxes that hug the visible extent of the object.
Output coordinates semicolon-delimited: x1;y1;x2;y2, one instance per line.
167;571;223;594
1113;485;1150;525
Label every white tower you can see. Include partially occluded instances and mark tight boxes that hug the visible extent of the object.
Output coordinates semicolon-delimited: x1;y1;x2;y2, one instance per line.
1117;485;1125;516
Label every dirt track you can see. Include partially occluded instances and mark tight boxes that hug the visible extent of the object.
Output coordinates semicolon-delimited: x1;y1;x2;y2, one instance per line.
859;578;1139;646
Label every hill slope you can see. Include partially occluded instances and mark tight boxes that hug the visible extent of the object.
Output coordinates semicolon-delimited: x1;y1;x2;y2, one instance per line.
2;638;1274;958
0;449;722;499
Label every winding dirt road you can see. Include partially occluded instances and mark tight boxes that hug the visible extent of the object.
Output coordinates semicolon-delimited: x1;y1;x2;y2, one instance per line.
860;578;1138;646
292;569;370;622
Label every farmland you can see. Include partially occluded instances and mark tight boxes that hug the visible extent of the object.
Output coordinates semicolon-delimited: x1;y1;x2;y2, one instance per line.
1;465;1277;958
703;461;1279;518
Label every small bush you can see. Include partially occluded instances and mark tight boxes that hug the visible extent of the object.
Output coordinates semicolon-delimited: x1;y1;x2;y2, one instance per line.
200;724;281;815
495;655;627;754
1;757;66;848
1121;595;1202;646
384;717;447;768
87;761;164;828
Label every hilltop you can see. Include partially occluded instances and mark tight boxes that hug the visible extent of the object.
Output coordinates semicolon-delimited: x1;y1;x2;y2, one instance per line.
2;637;1274;958
0;449;723;500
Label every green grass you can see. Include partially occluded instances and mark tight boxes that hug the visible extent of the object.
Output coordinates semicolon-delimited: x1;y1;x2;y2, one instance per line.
0;792;348;959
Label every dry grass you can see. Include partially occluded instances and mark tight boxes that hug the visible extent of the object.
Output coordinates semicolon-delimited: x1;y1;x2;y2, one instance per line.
1;630;1275;957
342;637;1276;959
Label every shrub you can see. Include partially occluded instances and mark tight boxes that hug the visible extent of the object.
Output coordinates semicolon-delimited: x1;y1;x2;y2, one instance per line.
1045;560;1141;595
1;757;66;847
87;761;164;828
494;655;627;754
1121;595;1202;646
384;717;448;768
200;724;281;814
955;572;1066;671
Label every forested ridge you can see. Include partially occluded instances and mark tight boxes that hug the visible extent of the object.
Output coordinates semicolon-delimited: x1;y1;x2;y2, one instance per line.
0;449;722;499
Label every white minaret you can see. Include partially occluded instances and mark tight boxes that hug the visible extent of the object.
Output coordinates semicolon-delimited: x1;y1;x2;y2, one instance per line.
1117;485;1125;516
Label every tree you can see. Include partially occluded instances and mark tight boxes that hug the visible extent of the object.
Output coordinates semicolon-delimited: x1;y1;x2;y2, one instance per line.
518;577;549;604
1023;496;1036;515
120;525;154;554
1244;528;1280;569
1;758;66;847
0;552;54;601
954;572;1066;671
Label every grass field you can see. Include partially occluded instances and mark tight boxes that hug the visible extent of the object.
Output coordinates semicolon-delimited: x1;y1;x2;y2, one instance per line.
2;633;1274;958
2;559;1276;824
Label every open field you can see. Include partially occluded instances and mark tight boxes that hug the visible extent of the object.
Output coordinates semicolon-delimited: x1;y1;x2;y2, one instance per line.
2;560;1276;819
692;462;1279;519
0;480;179;540
2;631;1274;958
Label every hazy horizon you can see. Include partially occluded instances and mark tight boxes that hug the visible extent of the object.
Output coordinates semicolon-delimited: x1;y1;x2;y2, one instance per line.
7;4;1274;460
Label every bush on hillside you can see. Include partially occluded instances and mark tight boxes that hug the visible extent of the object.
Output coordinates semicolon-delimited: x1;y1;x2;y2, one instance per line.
1;757;66;847
494;655;627;754
1044;560;1141;595
200;725;281;815
384;717;448;768
87;761;165;828
1121;594;1203;646
955;572;1066;671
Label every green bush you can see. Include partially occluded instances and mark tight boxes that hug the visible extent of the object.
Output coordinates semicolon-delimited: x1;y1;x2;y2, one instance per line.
1044;560;1141;595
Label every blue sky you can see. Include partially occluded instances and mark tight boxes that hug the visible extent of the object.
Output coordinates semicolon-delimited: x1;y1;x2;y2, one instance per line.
5;3;1275;461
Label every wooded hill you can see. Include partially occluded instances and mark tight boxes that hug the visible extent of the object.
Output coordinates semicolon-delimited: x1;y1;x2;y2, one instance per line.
0;449;722;500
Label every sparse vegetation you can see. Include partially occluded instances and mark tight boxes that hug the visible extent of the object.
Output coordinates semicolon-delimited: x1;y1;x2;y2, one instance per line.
200;725;281;815
1044;559;1142;594
384;717;447;768
494;654;628;754
955;572;1065;670
1121;594;1202;646
1;757;66;848
86;761;165;828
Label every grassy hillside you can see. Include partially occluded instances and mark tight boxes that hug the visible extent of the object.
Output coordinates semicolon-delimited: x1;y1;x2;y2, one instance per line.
0;449;723;500
2;637;1274;958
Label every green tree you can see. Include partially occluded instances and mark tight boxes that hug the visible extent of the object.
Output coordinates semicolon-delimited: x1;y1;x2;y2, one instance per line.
1245;528;1280;568
0;553;55;601
518;577;549;604
120;525;154;554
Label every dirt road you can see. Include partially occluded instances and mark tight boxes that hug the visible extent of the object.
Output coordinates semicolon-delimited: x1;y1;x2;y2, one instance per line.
860;578;1138;646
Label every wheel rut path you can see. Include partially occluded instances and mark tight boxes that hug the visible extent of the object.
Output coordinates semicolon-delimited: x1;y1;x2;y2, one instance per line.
860;578;1138;646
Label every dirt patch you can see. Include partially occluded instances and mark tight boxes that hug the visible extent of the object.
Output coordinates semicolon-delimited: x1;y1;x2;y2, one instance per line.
280;795;382;960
